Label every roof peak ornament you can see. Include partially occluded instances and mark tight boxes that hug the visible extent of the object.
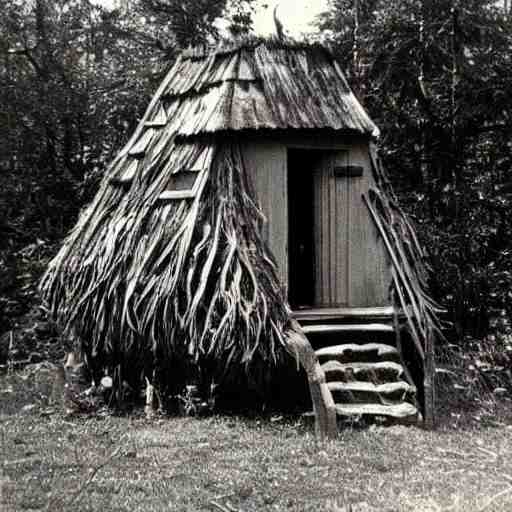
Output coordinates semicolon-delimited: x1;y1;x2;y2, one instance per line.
273;4;285;40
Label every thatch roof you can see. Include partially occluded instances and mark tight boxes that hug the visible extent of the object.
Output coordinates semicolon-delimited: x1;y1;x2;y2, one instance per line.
158;38;378;136
108;39;378;190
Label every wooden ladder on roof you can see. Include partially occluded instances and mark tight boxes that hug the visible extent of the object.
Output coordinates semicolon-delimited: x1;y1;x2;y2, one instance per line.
294;306;421;425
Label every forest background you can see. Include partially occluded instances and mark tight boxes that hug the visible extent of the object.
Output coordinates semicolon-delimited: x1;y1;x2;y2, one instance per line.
1;0;511;374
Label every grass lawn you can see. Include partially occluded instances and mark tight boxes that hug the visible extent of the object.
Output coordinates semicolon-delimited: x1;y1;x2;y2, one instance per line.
2;370;512;511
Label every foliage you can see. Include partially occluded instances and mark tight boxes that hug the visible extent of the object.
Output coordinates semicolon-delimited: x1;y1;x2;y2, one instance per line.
136;0;256;51
0;0;254;340
0;0;156;239
317;0;512;338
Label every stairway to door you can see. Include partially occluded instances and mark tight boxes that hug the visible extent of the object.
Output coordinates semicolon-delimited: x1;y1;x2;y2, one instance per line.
295;307;420;424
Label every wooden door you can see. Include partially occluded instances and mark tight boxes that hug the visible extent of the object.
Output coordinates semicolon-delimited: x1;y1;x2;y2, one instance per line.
313;151;389;307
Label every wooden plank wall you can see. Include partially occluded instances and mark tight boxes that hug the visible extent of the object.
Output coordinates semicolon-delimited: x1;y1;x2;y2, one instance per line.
345;143;391;307
241;140;288;287
241;134;391;308
313;151;349;306
306;140;391;308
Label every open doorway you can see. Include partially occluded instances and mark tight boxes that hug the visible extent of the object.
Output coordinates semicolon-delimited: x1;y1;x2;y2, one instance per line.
287;145;391;310
287;149;318;309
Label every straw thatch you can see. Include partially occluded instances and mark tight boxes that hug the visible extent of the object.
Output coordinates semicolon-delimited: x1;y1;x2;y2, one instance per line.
41;37;438;414
41;140;293;397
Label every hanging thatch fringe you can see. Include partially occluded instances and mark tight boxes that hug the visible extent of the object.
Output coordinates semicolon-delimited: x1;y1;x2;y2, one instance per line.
41;141;294;396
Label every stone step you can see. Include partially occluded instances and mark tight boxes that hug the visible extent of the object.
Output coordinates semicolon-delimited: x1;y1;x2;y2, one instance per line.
335;402;418;420
327;380;415;404
322;360;404;383
302;323;394;335
315;343;400;364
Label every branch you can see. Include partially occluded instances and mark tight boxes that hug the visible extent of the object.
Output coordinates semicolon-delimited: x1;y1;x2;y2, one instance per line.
108;24;175;55
7;43;44;77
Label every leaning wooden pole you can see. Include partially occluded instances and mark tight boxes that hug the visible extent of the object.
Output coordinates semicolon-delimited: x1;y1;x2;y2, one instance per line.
285;320;337;440
365;148;442;429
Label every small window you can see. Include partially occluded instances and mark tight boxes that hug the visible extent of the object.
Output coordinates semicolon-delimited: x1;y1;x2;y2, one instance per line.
167;172;198;191
157;145;214;201
144;103;167;128
158;171;201;200
128;128;157;158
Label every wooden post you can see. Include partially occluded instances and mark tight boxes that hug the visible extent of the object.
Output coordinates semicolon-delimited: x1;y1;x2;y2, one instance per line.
392;298;423;421
423;329;435;429
63;350;87;414
285;320;337;441
145;377;156;419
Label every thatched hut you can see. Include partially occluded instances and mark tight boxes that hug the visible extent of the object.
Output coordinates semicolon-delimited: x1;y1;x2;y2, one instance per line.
42;38;441;436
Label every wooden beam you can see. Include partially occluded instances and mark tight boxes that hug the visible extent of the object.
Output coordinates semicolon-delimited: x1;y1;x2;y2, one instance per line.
158;190;196;200
316;343;399;362
423;329;436;429
301;323;394;334
285;321;337;441
293;306;401;322
335;402;418;419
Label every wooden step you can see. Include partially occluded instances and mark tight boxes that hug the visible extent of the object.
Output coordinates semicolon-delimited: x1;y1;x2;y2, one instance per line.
315;343;400;363
302;323;394;335
327;381;415;403
293;306;398;323
335;402;418;420
322;360;404;383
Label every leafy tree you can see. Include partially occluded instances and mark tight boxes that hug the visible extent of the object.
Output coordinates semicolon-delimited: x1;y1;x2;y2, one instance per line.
0;0;256;243
0;0;254;335
135;0;255;52
1;0;150;239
